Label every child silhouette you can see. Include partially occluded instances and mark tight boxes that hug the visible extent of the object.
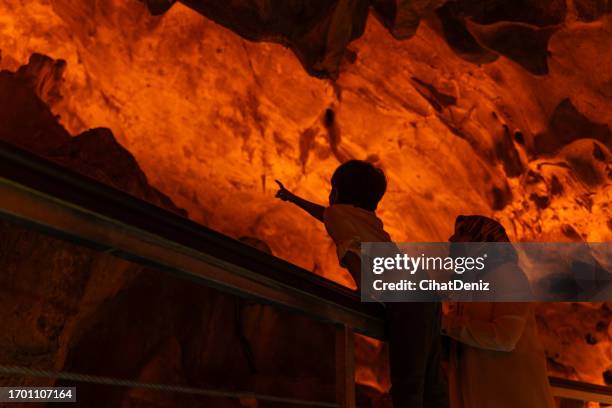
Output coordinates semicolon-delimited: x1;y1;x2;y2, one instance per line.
276;160;448;408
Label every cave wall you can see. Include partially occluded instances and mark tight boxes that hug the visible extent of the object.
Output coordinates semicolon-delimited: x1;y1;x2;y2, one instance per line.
0;0;611;396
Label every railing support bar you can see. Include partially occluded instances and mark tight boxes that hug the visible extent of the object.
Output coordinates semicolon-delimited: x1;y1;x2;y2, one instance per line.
335;325;356;408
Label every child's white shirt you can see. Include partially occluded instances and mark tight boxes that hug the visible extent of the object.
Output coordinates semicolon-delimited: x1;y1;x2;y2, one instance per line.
323;204;391;266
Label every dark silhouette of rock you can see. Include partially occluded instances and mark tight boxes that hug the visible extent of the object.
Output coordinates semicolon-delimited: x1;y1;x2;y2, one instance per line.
0;68;70;154
585;333;597;345
1;56;185;215
57;269;337;406
535;98;612;155
604;369;612;385
574;0;610;21
560;140;611;188
490;183;513;210
495;125;525;177
445;0;567;26
411;77;457;112
15;53;66;107
145;0;177;16
50;128;185;215
371;0;445;39
466;20;558;75
140;0;611;78
173;0;370;78
238;236;273;255
150;0;571;77
433;0;566;67
435;2;499;64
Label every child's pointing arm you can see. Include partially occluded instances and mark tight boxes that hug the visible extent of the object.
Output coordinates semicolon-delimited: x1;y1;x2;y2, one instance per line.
275;180;325;222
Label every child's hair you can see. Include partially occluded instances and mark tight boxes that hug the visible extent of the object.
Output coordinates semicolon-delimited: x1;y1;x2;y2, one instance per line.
331;160;386;211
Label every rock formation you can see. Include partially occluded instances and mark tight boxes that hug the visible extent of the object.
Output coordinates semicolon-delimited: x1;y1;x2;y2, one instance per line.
0;0;610;401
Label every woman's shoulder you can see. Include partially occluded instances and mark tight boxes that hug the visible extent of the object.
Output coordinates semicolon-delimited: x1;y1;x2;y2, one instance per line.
488;262;533;300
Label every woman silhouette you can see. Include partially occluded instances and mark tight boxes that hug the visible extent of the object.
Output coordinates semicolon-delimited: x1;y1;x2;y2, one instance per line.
442;215;554;408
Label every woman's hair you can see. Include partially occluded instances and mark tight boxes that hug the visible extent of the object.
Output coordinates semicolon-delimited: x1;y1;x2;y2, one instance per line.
454;215;518;266
454;215;511;242
331;160;386;211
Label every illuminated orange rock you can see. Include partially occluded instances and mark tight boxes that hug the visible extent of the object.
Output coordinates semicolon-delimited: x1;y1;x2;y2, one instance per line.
0;0;610;397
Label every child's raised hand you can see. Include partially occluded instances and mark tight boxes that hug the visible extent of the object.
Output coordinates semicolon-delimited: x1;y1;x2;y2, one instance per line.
275;180;325;221
274;180;294;202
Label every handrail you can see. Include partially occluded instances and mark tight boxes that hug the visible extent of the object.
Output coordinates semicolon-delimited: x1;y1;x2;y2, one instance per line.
0;140;610;404
0;140;385;339
549;377;612;404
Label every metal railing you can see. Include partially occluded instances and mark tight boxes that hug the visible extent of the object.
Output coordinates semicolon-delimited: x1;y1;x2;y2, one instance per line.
0;140;610;406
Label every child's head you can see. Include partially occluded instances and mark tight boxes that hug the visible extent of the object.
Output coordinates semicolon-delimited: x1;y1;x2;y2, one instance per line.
329;160;386;211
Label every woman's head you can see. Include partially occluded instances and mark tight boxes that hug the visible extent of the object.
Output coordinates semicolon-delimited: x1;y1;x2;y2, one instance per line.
449;215;517;266
450;215;511;243
449;216;532;299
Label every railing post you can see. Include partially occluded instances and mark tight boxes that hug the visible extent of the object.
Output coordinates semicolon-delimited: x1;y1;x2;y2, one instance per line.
335;324;355;408
558;398;585;408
